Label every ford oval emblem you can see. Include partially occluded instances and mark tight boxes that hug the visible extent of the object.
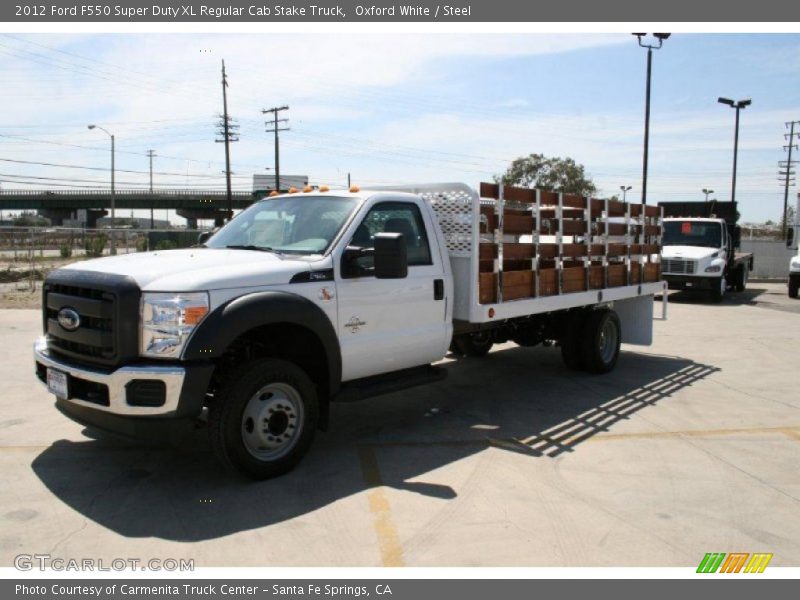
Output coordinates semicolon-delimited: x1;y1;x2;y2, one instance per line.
57;307;81;332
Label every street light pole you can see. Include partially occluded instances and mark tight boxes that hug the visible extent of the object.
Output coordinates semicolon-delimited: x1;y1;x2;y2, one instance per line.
702;188;714;202
620;185;632;201
88;124;116;255
718;97;752;204
633;33;670;206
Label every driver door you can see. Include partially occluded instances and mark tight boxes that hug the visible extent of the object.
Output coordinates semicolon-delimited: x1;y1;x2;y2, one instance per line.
335;198;449;381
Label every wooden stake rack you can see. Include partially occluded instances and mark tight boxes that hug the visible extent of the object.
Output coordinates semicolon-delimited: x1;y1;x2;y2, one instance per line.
477;182;662;304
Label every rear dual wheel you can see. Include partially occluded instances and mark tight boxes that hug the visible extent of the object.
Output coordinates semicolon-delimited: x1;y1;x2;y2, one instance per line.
734;264;748;293
561;309;622;374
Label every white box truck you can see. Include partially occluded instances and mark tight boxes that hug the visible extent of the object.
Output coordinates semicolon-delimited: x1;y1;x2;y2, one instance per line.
34;183;665;478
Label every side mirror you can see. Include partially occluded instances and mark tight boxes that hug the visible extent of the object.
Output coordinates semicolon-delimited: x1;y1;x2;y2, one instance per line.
197;231;212;245
373;232;407;279
733;225;741;249
787;227;795;248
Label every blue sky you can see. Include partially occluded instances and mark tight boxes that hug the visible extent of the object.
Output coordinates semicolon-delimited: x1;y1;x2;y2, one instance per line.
0;32;798;223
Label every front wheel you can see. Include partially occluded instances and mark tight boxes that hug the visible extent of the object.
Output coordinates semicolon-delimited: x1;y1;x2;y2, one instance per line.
210;358;318;479
710;275;726;303
579;310;622;374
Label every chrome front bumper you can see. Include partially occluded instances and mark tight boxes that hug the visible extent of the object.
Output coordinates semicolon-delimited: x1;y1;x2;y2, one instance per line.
33;336;186;416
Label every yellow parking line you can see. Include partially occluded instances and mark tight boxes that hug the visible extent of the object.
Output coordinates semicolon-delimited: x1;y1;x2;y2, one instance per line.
357;445;405;567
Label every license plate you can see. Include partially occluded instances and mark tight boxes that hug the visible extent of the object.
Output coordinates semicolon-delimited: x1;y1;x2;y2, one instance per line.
47;368;69;399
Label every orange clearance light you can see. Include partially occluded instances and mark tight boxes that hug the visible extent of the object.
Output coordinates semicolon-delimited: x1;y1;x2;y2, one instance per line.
488;308;495;318
184;305;208;325
288;187;299;194
303;186;313;193
268;190;279;197
319;185;330;192
349;185;360;193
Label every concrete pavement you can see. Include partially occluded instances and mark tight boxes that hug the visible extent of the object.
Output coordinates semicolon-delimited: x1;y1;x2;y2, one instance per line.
1;283;798;567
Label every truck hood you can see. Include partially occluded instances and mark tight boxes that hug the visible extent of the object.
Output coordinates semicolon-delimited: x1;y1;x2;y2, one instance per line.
661;245;719;260
62;248;321;291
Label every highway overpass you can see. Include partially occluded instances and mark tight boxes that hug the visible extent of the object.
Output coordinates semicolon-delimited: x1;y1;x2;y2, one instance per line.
0;189;260;227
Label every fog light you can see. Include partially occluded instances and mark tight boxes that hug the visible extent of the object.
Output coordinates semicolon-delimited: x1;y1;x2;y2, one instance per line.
126;380;166;407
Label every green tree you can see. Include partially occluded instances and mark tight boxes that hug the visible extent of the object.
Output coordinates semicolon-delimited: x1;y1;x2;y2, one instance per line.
495;153;597;196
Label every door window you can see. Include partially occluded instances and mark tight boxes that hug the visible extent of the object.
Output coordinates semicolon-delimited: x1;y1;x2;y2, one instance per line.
347;202;432;274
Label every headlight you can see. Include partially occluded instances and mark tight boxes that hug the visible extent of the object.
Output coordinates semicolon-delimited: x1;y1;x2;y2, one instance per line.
704;265;722;273
140;292;209;358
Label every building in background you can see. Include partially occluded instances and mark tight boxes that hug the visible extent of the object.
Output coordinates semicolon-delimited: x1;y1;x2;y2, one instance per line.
253;174;309;196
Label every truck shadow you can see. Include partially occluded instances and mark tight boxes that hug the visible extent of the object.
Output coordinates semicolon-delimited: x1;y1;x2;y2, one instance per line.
31;347;718;542
659;288;767;306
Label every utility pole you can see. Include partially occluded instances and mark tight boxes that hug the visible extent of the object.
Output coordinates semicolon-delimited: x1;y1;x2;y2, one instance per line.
147;149;156;229
215;59;239;222
263;105;289;192
347;172;351;188
780;121;799;238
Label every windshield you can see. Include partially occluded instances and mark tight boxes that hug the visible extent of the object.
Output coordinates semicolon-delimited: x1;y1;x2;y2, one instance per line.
206;195;359;255
663;221;723;248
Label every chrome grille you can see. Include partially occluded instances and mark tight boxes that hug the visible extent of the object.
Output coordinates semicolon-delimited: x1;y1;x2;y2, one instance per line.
45;284;116;363
662;258;696;274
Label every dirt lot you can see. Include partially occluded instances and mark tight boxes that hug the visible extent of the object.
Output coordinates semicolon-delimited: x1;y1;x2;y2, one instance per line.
1;283;798;567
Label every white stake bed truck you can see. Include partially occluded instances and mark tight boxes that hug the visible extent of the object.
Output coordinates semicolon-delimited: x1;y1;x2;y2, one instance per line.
658;200;753;302
34;183;665;478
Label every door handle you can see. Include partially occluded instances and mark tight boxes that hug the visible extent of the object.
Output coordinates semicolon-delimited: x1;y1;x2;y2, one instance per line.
434;279;444;300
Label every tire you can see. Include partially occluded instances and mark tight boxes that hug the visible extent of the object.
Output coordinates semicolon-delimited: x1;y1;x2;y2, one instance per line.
452;331;493;357
209;358;318;480
579;310;622;375
790;276;799;299
734;264;748;292
560;311;586;370
710;275;726;303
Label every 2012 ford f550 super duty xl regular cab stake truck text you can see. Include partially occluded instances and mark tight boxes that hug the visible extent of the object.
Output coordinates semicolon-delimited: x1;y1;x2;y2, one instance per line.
34;183;665;479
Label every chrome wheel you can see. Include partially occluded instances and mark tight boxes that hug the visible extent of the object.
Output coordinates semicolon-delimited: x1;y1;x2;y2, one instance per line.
241;383;304;460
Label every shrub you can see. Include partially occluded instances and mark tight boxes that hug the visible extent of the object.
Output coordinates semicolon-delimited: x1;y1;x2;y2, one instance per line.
136;237;149;252
84;234;107;257
59;244;73;258
154;239;177;251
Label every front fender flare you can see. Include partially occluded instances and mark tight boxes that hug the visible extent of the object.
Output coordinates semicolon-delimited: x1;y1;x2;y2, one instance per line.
182;290;341;395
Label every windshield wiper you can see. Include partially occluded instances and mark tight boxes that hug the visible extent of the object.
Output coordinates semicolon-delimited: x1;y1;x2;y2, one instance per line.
224;244;279;253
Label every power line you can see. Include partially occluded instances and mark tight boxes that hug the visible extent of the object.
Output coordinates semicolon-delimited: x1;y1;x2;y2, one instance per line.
0;156;251;179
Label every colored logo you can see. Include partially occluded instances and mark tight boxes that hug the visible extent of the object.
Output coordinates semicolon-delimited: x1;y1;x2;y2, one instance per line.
57;307;81;332
697;552;773;573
